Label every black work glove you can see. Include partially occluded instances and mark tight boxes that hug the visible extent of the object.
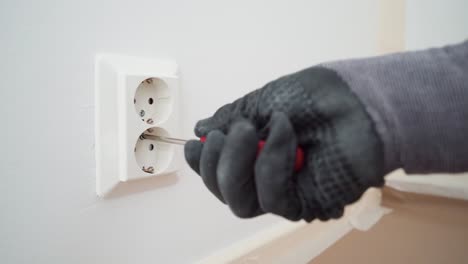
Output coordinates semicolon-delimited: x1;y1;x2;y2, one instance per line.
184;66;385;222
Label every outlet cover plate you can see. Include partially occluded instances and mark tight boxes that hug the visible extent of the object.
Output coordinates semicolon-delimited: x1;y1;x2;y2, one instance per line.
95;54;182;197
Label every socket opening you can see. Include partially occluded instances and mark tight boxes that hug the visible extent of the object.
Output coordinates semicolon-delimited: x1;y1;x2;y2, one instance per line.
134;127;174;175
134;78;172;125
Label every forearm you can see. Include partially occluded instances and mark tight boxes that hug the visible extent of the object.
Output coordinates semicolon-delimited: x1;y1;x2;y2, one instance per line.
324;40;468;174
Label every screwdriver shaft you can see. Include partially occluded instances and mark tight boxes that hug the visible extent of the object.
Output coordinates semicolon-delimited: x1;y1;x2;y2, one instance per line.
142;134;305;171
141;134;187;145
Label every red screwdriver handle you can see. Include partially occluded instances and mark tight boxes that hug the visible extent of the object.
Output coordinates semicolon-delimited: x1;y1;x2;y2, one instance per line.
200;136;305;172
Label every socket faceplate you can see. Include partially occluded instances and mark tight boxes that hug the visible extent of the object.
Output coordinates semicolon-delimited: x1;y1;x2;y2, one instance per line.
95;54;181;197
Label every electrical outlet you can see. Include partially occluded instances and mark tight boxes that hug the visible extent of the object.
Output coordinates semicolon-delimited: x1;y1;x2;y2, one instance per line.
95;54;181;197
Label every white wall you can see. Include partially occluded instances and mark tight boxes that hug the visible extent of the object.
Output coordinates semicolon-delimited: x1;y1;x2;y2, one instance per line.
0;1;381;263
405;0;468;50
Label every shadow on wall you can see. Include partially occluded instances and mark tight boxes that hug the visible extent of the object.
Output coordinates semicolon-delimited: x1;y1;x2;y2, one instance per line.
104;172;179;199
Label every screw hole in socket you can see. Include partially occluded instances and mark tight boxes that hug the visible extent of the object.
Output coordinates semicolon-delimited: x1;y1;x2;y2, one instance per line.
134;78;172;124
134;127;173;175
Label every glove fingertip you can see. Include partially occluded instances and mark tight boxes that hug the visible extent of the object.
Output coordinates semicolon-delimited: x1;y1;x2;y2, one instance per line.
195;103;235;137
194;118;210;137
184;140;203;174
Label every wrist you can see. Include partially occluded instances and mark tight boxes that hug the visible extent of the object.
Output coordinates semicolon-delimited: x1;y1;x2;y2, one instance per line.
320;62;401;175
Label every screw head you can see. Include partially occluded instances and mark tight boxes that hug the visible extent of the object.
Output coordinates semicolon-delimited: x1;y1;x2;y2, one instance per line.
139;110;145;117
142;166;154;174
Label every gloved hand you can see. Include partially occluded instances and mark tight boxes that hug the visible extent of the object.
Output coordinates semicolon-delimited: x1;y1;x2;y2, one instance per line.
184;66;386;222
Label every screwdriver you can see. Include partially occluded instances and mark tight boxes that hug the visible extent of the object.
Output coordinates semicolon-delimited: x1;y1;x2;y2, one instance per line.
141;134;305;172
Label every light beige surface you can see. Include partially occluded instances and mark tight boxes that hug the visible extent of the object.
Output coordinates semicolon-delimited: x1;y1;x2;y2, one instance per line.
311;187;468;264
197;189;387;264
377;0;406;54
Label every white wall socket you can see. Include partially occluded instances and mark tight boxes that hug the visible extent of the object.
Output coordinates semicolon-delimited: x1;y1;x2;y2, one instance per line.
95;54;182;197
